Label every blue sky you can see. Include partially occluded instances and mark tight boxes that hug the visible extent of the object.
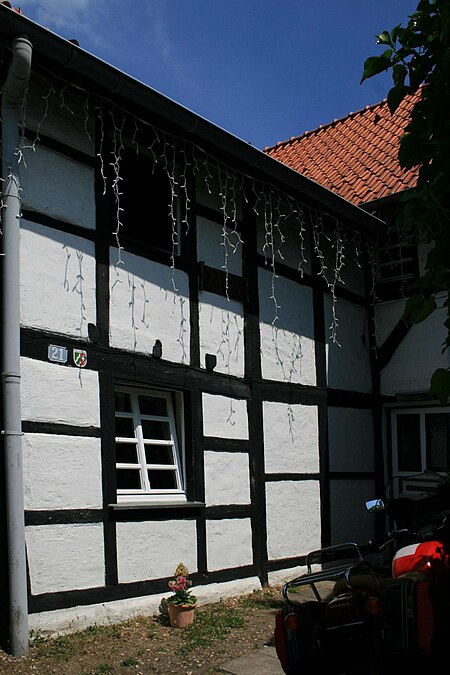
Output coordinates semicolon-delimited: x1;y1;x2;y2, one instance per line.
16;0;417;149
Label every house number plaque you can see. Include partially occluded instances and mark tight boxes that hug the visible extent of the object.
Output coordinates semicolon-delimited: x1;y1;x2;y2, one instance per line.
48;344;68;363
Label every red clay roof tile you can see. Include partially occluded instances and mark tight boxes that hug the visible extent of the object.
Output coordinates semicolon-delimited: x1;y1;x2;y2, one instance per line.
265;93;420;205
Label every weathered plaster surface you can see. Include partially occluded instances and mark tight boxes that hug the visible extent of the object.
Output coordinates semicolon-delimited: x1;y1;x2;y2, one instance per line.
259;270;316;385
21;357;100;426
263;401;319;474
380;302;450;395
20;220;96;338
197;216;242;275
206;518;253;571
25;76;95;156
116;520;197;583
329;478;376;545
202;393;248;439
199;291;244;377
23;434;102;510
20;144;95;229
204;451;250;506
266;481;321;559
26;524;104;594
328;408;374;472
325;296;372;392
110;251;190;364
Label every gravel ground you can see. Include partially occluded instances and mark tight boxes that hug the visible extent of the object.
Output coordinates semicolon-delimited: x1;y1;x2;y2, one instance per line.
0;585;284;675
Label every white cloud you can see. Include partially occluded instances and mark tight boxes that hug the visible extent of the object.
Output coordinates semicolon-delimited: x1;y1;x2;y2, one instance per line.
17;0;107;48
144;0;189;87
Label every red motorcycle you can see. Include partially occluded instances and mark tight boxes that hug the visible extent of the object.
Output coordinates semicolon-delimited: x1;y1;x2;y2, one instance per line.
274;470;450;674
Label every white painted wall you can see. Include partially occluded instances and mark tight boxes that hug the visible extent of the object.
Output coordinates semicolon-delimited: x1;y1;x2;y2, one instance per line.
197;216;242;275
329;479;376;545
116;520;197;583
26;524;104;594
20;220;96;338
374;299;406;347
204;451;251;506
266;480;321;559
20;144;95;230
23;434;102;510
21;357;100;426
25;75;95;156
328;408;374;472
263;401;319;474
110;251;190;364
206;518;253;571
202;393;248;439
380;302;450;395
325;296;372;392
259;270;316;385
199;292;244;377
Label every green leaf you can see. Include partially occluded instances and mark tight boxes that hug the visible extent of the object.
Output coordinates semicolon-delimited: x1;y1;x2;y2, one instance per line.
430;368;450;405
387;84;408;113
360;52;392;83
377;31;392;45
404;294;437;323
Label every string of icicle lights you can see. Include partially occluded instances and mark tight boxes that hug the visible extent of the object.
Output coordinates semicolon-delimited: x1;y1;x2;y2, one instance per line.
0;66;379;351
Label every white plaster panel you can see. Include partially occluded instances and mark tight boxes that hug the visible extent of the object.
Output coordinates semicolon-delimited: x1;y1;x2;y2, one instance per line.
325;296;372;392
204;451;250;506
20;145;95;229
374;299;406;347
199;292;244;377
21;357;100;426
25;76;95;155
116;520;197;583
256;213;312;276
26;524;104;594
328;408;374;473
202;393;248;439
110;251;190;364
20;220;96;338
266;481;321;559
329;479;376;545
259;270;316;385
263;401;319;474
206;518;253;571
381;302;450;395
197;216;242;275
23;434;102;510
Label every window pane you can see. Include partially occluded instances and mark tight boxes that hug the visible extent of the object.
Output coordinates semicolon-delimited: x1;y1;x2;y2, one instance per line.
144;444;174;465
426;414;449;470
117;469;141;490
397;414;421;472
115;391;132;412
147;470;177;490
116;442;138;464
115;416;135;438
139;395;167;417
141;419;171;440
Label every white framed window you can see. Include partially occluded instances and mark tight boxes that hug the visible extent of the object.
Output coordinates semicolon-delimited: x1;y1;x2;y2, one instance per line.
391;406;450;476
115;385;186;503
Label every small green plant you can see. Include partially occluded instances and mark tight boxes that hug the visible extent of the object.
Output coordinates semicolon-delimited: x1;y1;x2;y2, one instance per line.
181;603;245;652
121;656;138;667
166;562;197;606
93;664;114;675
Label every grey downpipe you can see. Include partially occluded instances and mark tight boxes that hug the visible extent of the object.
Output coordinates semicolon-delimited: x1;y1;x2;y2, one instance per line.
1;35;32;657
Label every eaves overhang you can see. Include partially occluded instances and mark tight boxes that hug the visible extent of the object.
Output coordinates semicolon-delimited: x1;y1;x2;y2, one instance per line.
0;5;384;237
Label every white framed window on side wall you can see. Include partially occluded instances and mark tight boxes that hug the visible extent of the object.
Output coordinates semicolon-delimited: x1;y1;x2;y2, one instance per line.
114;385;186;503
391;406;450;476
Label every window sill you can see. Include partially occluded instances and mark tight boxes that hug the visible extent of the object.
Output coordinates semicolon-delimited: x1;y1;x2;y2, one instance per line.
109;501;205;511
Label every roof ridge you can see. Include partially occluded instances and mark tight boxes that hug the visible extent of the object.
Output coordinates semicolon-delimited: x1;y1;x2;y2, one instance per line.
264;98;389;152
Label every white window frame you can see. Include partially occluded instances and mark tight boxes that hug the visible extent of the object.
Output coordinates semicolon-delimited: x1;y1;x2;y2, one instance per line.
115;385;186;504
391;405;450;477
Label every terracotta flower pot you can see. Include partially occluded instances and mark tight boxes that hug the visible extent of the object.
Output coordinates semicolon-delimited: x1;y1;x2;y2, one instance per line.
167;603;196;628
